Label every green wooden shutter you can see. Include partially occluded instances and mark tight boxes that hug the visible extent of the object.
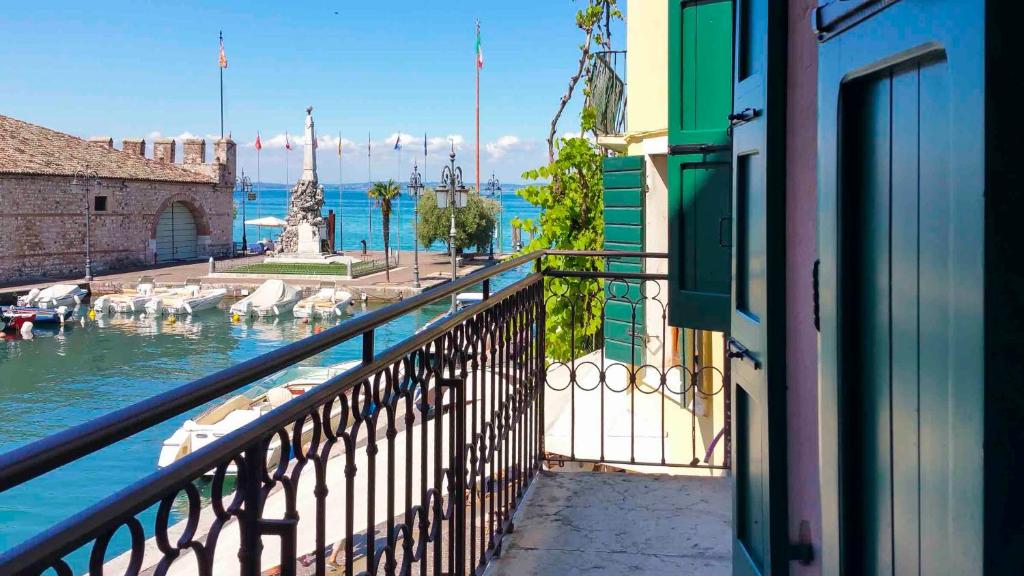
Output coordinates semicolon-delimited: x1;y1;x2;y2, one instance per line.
603;155;645;365
667;0;734;331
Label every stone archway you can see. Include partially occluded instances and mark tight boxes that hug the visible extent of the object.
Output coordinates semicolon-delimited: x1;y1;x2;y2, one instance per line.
150;194;211;263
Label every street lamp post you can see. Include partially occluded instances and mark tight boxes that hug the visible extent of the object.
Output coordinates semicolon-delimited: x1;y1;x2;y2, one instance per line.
435;144;468;311
240;172;254;253
409;160;425;288
73;169;99;281
485;172;502;260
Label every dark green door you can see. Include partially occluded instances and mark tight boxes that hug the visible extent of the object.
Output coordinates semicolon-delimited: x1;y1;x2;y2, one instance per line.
816;1;985;573
729;0;788;574
667;0;733;331
603;155;645;365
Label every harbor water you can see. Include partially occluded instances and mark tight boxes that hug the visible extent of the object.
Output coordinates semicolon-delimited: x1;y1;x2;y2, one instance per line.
233;184;538;254
0;187;540;571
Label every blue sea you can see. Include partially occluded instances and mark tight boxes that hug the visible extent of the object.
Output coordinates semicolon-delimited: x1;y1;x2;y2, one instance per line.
232;183;540;254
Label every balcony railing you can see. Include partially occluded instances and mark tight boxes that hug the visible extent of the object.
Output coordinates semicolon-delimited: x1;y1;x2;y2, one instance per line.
0;250;728;576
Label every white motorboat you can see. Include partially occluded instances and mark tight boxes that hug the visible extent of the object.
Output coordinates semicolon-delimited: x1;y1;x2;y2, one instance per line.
92;277;160;315
293;283;353;319
418;292;484;333
18;284;87;309
230;279;301;318
157;360;361;474
149;281;227;316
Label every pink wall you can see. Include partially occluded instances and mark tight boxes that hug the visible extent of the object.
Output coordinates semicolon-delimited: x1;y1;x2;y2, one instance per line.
786;0;822;573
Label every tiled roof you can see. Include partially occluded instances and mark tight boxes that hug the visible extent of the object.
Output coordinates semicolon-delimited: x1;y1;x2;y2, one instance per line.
0;114;216;183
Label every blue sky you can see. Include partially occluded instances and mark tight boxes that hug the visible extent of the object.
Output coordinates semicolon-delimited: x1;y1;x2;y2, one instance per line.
0;1;626;184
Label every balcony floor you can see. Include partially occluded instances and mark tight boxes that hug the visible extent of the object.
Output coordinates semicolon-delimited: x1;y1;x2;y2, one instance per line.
485;470;731;576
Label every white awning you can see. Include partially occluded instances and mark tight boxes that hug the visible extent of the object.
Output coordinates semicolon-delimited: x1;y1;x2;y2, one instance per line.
243;216;288;227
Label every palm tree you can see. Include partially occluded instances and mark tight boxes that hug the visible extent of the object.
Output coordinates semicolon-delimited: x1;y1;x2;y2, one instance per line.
368;179;402;282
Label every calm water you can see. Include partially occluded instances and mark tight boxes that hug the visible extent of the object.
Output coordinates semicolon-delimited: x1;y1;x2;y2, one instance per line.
0;185;538;571
234;184;538;254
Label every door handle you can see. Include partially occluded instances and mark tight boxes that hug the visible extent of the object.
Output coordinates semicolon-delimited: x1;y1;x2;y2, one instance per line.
727;337;762;370
718;217;733;248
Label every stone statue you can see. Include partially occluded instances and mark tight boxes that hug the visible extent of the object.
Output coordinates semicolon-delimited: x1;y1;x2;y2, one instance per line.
278;106;326;255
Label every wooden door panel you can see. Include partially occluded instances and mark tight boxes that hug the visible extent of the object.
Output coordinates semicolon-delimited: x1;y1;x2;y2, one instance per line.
729;0;786;573
818;3;980;569
838;70;893;576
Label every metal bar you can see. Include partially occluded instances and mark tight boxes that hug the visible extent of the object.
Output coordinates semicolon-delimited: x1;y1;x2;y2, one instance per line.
545;269;669;281
544;249;668;258
0;273;543;574
0;251;545;493
453;374;467;576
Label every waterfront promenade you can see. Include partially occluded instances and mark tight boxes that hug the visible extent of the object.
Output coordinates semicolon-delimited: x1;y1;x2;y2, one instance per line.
0;249;505;303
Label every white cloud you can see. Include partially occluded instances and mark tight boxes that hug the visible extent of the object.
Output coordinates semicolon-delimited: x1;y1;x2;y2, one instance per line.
485;135;534;159
427;134;465;154
315;134;358;153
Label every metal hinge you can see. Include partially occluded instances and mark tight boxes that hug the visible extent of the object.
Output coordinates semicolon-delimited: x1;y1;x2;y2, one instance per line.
669;143;731;156
727;337;761;370
813;258;820;332
790;520;816;565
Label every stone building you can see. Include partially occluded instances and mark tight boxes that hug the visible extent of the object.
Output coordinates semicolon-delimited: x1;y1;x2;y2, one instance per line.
0;114;235;285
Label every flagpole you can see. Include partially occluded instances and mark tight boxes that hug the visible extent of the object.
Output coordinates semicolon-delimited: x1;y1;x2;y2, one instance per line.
367;132;372;248
256;137;262;241
475;20;481;196
344;133;348;254
219;31;225;139
397;135;402;265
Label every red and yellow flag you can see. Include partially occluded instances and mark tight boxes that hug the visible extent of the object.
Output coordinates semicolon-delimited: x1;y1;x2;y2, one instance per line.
219;32;228;69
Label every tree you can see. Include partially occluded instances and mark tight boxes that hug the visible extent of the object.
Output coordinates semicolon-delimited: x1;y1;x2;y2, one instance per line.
516;0;622;362
546;0;621;163
417;190;498;254
368;179;401;282
515;136;606;361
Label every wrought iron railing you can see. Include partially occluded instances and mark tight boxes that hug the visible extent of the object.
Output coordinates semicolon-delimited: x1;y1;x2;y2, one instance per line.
0;250;728;575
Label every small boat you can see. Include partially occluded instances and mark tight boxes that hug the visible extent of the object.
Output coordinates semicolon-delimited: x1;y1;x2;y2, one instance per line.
293;282;353;319
1;305;74;331
92;277;160;315
17;284;87;309
418;292;484;334
148;280;227;316
230;279;301;318
157;360;361;474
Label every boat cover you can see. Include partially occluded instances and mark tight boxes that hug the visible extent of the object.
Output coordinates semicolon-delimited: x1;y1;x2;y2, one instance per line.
250;280;299;308
40;284;82;299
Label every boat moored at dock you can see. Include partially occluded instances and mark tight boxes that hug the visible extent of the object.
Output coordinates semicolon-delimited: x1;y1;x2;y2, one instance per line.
148;280;227;316
230;279;301;318
157;359;361;474
17;284;87;309
92;277;160;315
293;282;353;319
1;305;74;331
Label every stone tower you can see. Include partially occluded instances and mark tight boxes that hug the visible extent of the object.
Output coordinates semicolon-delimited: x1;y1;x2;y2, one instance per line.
278;107;326;254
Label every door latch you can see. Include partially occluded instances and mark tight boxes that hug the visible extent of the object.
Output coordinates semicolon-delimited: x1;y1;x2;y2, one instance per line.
669;143;731;156
728;107;760;127
727;337;762;370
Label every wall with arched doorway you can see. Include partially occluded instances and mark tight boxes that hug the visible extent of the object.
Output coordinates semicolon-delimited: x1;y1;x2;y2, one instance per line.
0;175;233;285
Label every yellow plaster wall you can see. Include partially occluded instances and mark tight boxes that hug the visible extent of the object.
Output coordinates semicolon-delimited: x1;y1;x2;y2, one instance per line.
625;0;669;139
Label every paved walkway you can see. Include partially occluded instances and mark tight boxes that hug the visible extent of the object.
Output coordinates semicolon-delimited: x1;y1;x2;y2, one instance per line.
485;471;731;575
1;250;504;302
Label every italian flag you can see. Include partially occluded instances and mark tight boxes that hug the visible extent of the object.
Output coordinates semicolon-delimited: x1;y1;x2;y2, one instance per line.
475;22;484;69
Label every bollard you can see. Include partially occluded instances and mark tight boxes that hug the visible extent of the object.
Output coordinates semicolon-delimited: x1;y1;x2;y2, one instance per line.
208;257;215;274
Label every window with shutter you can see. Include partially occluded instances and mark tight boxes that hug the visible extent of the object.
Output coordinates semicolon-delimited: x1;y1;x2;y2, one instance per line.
667;0;734;331
603;155;645;365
